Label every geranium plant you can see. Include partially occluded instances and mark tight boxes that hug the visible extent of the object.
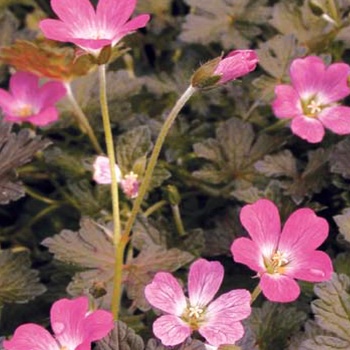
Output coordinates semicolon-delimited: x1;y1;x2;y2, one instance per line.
0;0;349;349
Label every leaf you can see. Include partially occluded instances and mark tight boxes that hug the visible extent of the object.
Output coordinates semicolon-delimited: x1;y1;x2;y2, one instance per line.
334;253;350;277
180;0;271;49
256;148;329;204
300;273;350;350
116;126;153;176
269;1;331;51
0;40;95;81
203;207;244;257
330;137;350;179
0;250;46;305
124;245;194;311
288;148;330;203
256;34;304;79
43;217;193;311
95;321;144;350
192;118;284;188
0;121;50;204
238;302;307;350
255;150;297;177
42;218;115;308
334;208;350;244
146;338;206;350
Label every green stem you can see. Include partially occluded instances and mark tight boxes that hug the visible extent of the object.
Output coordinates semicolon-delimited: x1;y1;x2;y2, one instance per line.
65;83;103;154
144;200;167;217
98;64;122;320
250;284;261;305
171;204;186;236
24;186;61;205
122;85;197;240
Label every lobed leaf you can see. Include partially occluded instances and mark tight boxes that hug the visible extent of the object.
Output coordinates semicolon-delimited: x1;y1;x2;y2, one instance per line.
95;321;144;350
0;121;50;204
0;250;46;305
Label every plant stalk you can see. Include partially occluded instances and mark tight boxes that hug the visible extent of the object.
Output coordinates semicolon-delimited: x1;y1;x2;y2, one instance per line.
98;64;122;319
122;85;197;240
65;82;103;154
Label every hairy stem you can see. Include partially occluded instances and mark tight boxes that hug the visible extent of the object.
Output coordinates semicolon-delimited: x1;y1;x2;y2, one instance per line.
98;64;122;319
65;82;103;154
122;85;197;240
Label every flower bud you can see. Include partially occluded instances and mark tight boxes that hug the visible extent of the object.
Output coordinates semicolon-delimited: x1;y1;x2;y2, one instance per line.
191;50;258;88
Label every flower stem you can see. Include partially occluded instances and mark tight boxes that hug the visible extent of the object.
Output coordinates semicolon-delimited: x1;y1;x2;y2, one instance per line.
171;204;186;236
98;64;122;319
65;82;103;154
144;200;167;217
250;284;261;304
122;85;197;240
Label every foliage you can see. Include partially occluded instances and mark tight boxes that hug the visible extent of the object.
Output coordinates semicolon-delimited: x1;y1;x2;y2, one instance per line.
1;0;350;348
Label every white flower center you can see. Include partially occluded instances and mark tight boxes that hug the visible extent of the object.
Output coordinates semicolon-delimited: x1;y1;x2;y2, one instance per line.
15;104;34;117
306;99;322;115
264;250;289;274
188;305;204;319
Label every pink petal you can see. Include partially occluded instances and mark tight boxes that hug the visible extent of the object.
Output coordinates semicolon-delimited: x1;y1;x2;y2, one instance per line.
3;324;59;350
199;322;245;347
9;72;39;104
0;89;16;114
239;199;281;258
38;81;67;109
50;0;95;29
26;107;59;126
201;288;251;346
188;259;224;307
279;208;329;252
290;56;325;98
96;0;137;30
319;106;350;135
144;272;187;316
319;62;350;104
50;297;89;348
70;38;112;51
272;85;302;119
285;250;333;282
93;156;122;184
39;19;74;43
152;315;192;346
230;237;265;273
113;14;151;43
260;274;300;302
205;289;251;322
214;50;258;84
290;115;325;143
81;310;114;341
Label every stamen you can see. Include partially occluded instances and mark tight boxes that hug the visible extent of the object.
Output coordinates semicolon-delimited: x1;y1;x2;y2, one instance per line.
16;104;33;117
188;305;204;319
307;100;322;115
271;250;289;272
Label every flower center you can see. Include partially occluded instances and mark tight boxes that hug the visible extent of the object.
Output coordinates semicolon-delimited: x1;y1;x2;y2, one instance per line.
181;304;206;330
15;104;34;117
188;305;204;319
306;99;322;115
265;250;289;274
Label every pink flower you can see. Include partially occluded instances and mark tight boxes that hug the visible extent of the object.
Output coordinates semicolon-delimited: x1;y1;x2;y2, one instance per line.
39;0;150;56
3;296;114;350
144;258;251;347
191;50;258;88
93;156;139;198
93;155;122;184
0;71;66;126
272;56;350;143
214;50;259;84
120;171;139;198
231;199;333;303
